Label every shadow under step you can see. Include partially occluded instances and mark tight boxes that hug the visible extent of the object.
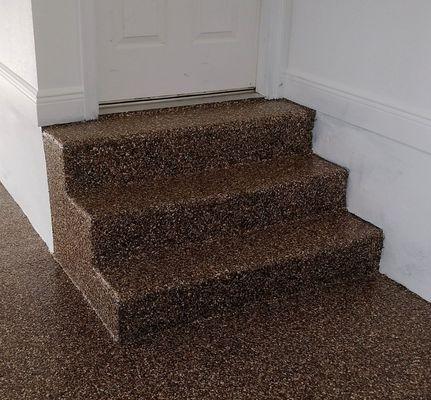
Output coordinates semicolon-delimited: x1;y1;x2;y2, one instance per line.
82;212;383;342
71;155;348;262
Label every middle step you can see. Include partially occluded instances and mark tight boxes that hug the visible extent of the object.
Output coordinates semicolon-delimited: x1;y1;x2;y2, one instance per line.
71;155;348;263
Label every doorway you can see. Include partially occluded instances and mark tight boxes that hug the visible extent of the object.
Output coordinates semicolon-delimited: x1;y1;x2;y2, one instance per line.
95;0;262;106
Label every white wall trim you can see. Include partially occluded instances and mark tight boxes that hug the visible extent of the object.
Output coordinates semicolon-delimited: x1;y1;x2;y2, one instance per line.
283;70;431;156
0;62;37;102
78;0;99;120
257;0;292;99
36;86;86;126
0;61;88;126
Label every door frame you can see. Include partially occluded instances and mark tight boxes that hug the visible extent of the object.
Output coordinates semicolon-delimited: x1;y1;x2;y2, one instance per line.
78;0;292;121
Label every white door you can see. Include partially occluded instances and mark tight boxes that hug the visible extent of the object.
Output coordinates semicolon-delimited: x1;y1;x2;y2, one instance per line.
96;0;261;103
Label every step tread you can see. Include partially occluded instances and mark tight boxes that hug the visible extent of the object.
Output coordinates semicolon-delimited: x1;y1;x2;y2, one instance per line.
99;212;382;301
44;99;312;144
73;155;346;216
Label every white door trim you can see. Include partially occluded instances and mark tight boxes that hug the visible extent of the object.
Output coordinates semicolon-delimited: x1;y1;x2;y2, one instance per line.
78;0;291;121
78;0;99;121
256;0;292;99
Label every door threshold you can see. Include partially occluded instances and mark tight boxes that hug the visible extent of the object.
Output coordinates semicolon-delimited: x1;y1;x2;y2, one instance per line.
99;89;263;115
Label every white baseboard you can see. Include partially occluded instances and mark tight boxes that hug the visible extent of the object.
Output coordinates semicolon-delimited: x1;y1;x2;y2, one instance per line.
37;87;86;126
283;71;431;155
0;62;86;126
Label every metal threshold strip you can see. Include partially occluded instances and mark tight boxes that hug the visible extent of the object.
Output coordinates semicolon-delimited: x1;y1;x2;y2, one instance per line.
99;88;263;115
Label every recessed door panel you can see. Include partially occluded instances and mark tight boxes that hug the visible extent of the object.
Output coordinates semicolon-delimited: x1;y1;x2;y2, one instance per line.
119;0;167;47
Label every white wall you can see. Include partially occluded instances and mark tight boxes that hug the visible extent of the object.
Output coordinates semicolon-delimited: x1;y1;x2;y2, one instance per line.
0;0;95;249
0;0;98;251
287;0;431;118
0;77;53;250
314;115;431;302
284;0;431;301
0;0;38;88
0;0;53;250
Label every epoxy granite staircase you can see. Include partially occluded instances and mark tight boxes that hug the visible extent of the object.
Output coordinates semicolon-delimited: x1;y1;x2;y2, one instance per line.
43;99;383;342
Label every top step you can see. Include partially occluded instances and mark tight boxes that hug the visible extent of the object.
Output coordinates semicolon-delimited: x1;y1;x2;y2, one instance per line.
43;99;315;191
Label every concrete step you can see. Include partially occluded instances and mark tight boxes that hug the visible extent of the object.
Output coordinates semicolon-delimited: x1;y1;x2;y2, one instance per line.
88;213;382;341
43;99;315;191
42;99;383;342
70;155;347;263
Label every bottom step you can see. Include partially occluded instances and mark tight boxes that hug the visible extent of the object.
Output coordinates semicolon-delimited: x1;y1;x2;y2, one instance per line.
66;213;383;342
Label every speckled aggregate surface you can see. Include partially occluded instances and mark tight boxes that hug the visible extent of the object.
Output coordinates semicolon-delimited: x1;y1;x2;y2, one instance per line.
44;99;315;190
78;155;348;262
43;99;384;341
45;98;314;144
109;212;382;340
1;183;431;399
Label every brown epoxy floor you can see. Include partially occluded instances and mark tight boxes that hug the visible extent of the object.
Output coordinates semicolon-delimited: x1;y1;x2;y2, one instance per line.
1;184;430;400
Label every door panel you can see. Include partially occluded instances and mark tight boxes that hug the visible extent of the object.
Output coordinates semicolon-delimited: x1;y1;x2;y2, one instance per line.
96;0;261;103
120;0;167;47
194;0;238;42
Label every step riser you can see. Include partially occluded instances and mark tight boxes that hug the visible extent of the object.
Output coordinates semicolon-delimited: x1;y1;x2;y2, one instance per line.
117;234;383;342
93;172;347;263
62;114;314;192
